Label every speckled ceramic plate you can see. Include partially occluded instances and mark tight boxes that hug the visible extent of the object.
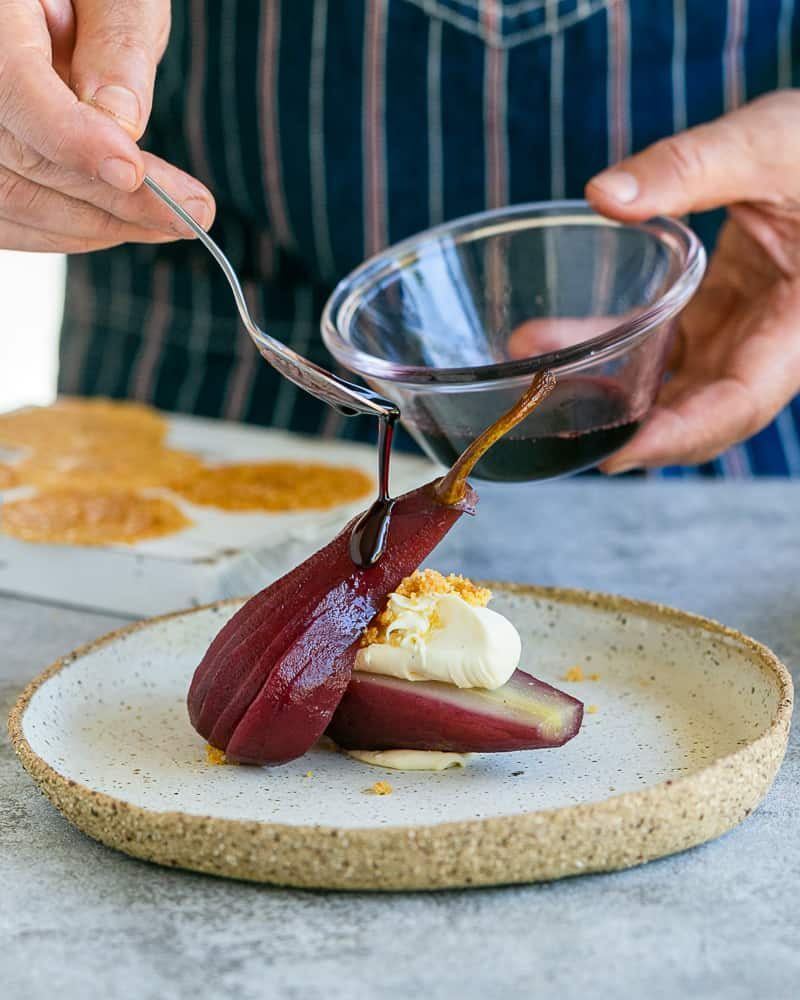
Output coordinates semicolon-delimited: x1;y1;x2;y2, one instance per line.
9;585;792;891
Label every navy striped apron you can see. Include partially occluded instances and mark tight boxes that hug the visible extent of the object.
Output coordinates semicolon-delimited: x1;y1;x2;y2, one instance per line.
59;0;800;476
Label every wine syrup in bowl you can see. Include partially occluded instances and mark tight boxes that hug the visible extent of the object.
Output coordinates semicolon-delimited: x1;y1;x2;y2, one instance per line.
411;379;640;482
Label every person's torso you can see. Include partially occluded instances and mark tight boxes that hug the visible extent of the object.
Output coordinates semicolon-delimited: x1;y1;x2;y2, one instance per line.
61;0;800;475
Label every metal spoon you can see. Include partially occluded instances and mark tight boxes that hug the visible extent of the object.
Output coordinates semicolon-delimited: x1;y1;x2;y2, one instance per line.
144;176;398;421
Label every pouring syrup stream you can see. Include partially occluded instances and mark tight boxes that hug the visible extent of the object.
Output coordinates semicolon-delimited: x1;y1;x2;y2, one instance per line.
349;412;397;567
349;370;557;568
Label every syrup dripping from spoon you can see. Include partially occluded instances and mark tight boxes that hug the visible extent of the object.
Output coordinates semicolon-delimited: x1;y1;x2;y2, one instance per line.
349;413;397;568
349;371;558;567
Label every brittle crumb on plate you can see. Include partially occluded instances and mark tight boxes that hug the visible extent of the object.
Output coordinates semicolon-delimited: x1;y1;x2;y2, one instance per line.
368;780;393;796
206;745;236;765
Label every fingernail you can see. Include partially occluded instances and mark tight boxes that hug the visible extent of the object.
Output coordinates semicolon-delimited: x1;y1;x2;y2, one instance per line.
183;197;214;230
98;157;138;191
90;85;141;129
589;169;640;204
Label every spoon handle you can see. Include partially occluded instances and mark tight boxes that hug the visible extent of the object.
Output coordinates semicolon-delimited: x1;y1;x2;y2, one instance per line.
144;176;398;421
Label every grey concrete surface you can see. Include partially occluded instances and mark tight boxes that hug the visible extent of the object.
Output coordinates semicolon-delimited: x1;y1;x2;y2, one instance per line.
1;481;798;1000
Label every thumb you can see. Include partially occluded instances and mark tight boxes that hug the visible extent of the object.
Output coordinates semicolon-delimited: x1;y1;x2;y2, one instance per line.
585;91;800;221
70;0;171;140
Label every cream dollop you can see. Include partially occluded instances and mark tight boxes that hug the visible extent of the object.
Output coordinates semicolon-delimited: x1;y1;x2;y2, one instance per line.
355;591;521;689
346;749;473;771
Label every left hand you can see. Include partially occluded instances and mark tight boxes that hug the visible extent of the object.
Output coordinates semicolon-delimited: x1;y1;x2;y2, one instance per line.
585;89;800;472
0;0;214;252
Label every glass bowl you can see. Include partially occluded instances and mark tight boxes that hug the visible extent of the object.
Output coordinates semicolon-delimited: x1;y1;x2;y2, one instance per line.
321;201;706;482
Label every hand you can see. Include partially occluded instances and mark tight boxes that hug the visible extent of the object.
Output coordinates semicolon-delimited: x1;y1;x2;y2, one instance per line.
585;90;800;472
0;0;215;252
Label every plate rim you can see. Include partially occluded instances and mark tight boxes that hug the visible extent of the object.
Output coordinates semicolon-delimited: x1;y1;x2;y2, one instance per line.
8;584;794;891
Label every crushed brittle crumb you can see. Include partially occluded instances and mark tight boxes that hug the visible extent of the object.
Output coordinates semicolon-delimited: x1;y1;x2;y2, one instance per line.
367;780;393;796
206;744;234;765
362;569;491;646
589;672;601;681
395;569;490;606
563;665;585;682
586;704;598;714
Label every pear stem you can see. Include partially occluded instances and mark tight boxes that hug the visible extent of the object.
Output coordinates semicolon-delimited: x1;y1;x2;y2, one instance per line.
434;370;557;505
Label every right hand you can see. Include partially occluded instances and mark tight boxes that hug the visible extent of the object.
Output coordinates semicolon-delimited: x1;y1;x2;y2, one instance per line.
0;0;215;253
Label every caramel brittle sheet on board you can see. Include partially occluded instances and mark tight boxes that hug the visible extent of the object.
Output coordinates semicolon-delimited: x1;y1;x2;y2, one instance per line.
0;398;374;546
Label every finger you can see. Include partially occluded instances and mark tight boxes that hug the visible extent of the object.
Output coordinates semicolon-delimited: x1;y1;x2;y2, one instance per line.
78;151;215;234
0;43;144;190
507;317;619;360
39;0;76;80
0;130;216;233
0;164;186;242
0;1;143;189
585;91;800;221
662;278;739;376
116;153;216;234
0;216;179;252
600;381;757;471
602;280;800;470
70;0;171;140
600;367;791;470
